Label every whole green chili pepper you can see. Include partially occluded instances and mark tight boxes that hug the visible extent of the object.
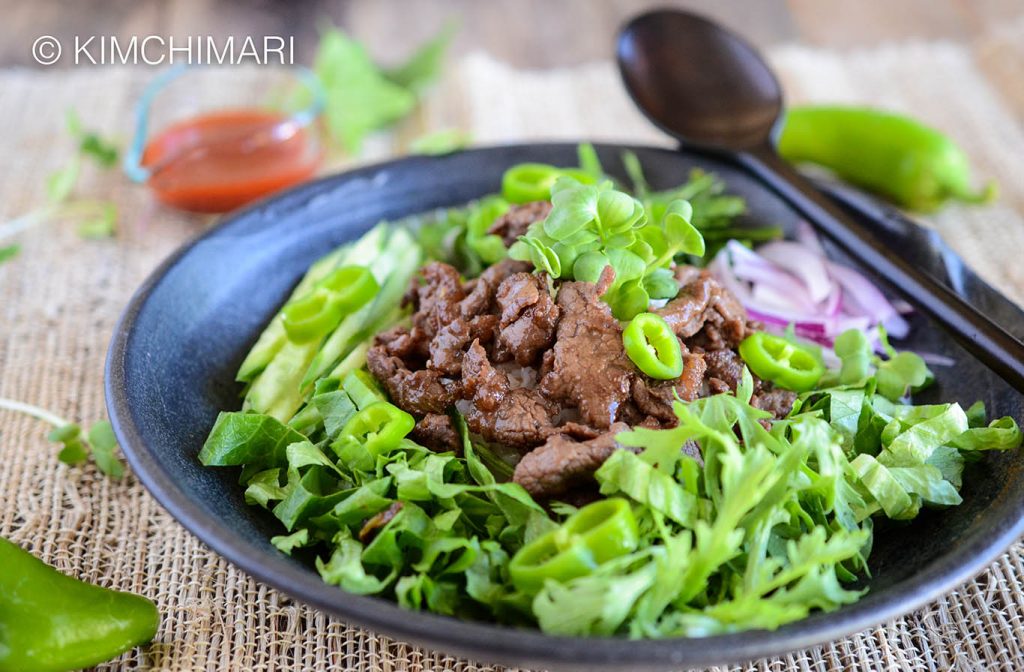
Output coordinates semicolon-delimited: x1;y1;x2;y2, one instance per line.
0;536;159;672
509;497;639;594
622;312;684;380
778;105;996;212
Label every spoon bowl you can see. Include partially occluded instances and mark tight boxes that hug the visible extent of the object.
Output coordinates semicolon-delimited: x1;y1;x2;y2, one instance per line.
617;10;781;151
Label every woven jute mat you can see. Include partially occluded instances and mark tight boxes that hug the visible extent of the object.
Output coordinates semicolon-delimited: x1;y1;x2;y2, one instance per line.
3;20;1024;671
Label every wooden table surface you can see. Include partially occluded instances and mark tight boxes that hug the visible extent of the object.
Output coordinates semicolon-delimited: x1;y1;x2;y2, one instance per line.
1;0;1020;69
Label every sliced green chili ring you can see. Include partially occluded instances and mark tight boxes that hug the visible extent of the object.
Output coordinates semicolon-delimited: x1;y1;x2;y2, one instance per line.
738;332;825;392
340;401;415;457
622;312;684;379
281;288;346;343
508;497;639;594
501;164;597;204
317;265;380;312
280;266;379;343
560;497;640;563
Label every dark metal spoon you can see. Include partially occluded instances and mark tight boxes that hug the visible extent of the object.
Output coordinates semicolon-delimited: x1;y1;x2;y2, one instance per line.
618;8;1024;390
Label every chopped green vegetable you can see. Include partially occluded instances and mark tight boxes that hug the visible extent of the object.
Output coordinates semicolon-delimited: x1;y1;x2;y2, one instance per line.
410;128;472;156
0;244;19;264
501;163;596;204
280;266;379;343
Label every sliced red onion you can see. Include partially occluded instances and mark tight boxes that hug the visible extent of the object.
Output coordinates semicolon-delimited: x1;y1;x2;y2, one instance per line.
710;226;912;349
756;241;833;303
919;352;956;367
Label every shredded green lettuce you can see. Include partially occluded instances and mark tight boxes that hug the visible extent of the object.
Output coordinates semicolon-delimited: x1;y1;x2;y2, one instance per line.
201;219;1021;638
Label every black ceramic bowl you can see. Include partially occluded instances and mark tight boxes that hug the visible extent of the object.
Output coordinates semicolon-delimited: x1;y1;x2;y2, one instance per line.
106;144;1024;670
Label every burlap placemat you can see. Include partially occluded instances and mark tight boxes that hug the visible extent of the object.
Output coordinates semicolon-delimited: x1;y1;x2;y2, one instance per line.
3;22;1024;671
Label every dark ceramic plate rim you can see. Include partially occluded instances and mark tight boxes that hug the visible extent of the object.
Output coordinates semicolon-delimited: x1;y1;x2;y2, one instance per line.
106;142;1024;670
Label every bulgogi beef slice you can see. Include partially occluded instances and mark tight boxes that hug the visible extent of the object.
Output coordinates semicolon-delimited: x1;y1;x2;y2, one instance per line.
411;413;460;452
460;258;531;317
488;201;552;247
428;314;499;375
493;272;560;366
376;324;427;363
358;501;403;543
409;262;465;338
657;270;717;338
366;346;459;415
632;351;707;423
752;388;798;419
699;348;795;419
513;422;630;498
702;348;747;395
461;340;556;449
538;266;635;429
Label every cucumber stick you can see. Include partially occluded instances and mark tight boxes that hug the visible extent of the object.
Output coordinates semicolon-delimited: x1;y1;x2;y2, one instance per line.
301;228;422;389
241;224;390;421
236;224;388;382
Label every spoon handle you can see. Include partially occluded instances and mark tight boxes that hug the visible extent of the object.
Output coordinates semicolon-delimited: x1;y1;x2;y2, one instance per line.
739;144;1024;390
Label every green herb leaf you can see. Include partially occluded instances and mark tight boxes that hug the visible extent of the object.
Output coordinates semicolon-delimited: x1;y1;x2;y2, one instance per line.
0;244;20;265
595;450;699;526
410;128;471;156
79;133;119;167
47;157;80;203
75;201;117;239
314;28;417;154
88;420;124;478
875;351;931;401
833;329;873;384
49;423;88;465
577;143;604;180
383;22;457;92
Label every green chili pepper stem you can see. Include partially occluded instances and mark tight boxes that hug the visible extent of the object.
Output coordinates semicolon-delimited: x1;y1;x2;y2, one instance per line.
623;313;684;380
0;537;160;672
0;397;69;428
778;105;995;213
